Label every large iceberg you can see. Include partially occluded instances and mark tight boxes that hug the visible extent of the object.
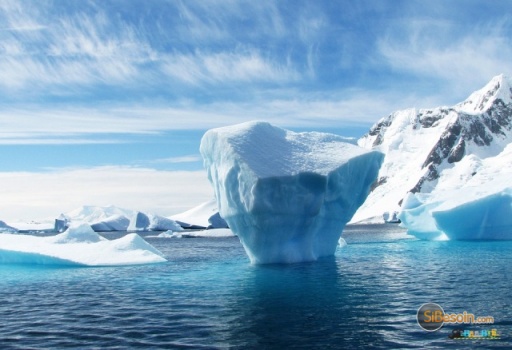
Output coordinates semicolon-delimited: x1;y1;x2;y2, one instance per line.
0;223;167;266
200;121;384;264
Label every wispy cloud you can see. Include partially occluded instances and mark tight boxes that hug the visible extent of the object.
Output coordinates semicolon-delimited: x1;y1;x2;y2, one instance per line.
162;50;299;85
377;17;512;99
0;166;213;221
0;1;510;143
0;1;303;96
0;0;46;32
0;88;446;143
152;155;203;164
0;4;157;92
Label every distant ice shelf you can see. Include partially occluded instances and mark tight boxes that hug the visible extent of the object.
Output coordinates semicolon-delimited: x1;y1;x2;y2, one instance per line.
54;205;184;233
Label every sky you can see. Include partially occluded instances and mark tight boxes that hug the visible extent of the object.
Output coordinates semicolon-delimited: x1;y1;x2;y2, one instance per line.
0;0;511;221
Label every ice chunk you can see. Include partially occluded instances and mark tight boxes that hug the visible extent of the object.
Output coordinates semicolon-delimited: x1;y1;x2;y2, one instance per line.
58;205;133;232
0;220;17;233
128;212;183;231
399;188;512;240
49;223;105;244
172;199;228;229
398;193;445;240
432;189;512;240
200;121;384;264
54;214;70;232
383;211;400;223
148;214;183;232
128;212;151;231
207;212;228;229
0;223;166;266
90;214;130;232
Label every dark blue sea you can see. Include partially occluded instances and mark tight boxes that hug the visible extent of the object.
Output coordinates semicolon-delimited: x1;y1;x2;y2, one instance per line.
0;225;510;349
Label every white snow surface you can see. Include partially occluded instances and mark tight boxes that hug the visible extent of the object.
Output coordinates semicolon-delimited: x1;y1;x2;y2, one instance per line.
0;223;167;266
399;143;512;240
128;212;183;232
60;205;182;232
353;74;512;223
200;121;383;264
171;199;228;229
353;107;456;222
6;221;54;232
91;214;130;232
66;205;133;223
456;74;512;114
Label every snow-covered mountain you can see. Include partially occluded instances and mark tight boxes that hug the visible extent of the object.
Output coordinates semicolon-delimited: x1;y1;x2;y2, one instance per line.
352;74;512;223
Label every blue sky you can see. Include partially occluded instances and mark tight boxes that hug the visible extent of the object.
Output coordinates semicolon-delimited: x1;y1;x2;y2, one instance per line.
0;0;511;220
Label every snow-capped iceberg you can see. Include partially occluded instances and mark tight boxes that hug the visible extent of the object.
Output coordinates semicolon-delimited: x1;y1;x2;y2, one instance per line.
399;189;512;241
398;193;446;240
91;214;130;232
0;223;167;266
54;214;70;232
128;212;183;231
433;189;512;240
57;205;133;232
200;121;384;264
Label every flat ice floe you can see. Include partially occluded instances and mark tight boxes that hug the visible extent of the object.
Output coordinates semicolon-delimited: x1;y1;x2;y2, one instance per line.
157;228;235;238
0;223;167;266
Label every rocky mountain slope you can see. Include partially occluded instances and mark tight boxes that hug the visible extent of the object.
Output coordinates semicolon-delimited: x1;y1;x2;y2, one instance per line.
352;74;512;223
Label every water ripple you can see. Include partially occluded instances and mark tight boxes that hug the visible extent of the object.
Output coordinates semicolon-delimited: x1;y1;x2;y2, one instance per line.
0;227;510;349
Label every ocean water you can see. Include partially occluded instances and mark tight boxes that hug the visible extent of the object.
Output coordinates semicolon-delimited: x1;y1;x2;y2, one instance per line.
0;225;510;349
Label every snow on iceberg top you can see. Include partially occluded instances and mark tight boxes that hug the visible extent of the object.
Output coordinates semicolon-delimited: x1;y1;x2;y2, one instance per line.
200;121;373;178
0;223;167;266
